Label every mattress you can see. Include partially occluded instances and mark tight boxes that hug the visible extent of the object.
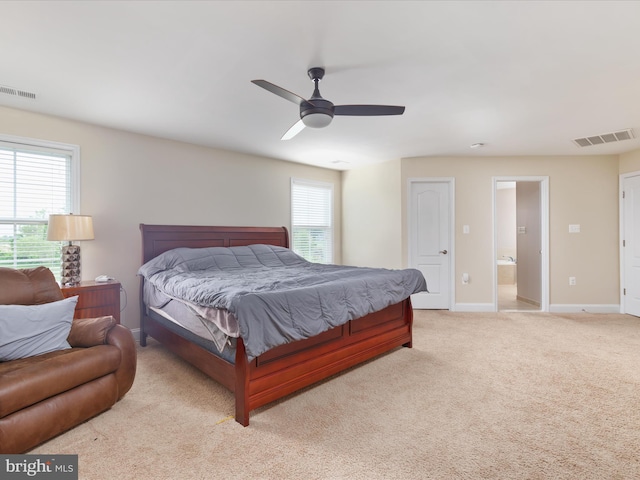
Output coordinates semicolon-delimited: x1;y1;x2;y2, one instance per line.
143;282;237;359
146;304;237;363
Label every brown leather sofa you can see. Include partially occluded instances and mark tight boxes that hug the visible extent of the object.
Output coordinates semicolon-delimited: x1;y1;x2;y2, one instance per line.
0;266;136;453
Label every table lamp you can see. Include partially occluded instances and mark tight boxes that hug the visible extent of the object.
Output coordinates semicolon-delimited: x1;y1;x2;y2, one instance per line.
46;214;94;285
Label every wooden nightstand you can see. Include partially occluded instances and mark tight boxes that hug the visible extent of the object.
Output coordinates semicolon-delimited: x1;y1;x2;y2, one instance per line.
61;280;121;324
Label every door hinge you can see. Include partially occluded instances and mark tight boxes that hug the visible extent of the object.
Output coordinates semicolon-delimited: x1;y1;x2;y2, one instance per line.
623;191;626;199
623;239;626;247
624;288;626;295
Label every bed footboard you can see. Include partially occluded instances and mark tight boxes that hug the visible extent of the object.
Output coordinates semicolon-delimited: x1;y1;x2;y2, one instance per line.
234;298;413;426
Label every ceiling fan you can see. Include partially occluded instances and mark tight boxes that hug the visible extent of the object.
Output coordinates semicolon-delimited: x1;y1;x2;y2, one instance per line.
251;67;405;140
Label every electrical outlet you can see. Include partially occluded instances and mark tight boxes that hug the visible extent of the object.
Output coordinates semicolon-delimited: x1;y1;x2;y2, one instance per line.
569;276;576;286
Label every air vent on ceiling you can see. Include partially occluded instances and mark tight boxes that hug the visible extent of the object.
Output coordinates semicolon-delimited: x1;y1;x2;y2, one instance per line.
0;85;36;100
573;129;634;147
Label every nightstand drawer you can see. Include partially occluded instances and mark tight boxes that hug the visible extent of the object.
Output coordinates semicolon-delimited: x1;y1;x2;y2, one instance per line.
61;281;121;323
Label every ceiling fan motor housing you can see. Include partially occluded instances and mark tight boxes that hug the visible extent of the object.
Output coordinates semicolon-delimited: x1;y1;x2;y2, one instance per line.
301;67;333;128
301;98;334;128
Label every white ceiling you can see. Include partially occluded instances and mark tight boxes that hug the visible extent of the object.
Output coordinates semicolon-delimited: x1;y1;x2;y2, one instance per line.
2;1;640;170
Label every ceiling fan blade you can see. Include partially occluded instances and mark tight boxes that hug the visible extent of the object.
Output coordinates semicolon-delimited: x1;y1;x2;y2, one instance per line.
251;79;313;107
334;105;405;116
281;119;305;140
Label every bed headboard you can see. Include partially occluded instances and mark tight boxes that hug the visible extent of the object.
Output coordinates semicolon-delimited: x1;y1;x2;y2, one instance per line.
140;224;290;264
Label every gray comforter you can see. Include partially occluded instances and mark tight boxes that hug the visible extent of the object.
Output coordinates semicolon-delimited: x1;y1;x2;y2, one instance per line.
138;244;427;359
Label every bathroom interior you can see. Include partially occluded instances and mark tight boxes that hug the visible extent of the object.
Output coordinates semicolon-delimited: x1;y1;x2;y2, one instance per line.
496;181;542;311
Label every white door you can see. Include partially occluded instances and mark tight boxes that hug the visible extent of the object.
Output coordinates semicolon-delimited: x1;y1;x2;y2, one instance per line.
623;175;640;316
409;181;452;309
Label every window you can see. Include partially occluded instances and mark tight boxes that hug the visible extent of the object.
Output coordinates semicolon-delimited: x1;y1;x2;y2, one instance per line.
291;178;333;263
0;135;79;279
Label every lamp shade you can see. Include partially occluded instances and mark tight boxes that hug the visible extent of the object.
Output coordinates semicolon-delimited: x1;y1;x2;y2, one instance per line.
46;214;95;241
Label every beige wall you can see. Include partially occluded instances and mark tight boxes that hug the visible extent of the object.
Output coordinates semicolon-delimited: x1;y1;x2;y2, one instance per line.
341;159;402;268
0;106;341;330
3;103;637;316
401;155;620;309
619;148;640;174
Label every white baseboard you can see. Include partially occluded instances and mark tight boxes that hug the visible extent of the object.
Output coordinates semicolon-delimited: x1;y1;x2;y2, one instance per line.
129;328;141;343
441;303;622;313
549;304;621;314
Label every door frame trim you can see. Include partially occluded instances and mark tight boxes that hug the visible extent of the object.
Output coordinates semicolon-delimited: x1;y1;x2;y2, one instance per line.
492;176;550;312
619;171;640;314
407;177;456;310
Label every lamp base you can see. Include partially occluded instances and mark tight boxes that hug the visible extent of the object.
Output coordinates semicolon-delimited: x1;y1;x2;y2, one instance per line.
61;244;81;286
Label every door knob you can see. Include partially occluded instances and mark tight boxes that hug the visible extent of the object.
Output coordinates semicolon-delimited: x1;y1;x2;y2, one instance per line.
439;249;448;255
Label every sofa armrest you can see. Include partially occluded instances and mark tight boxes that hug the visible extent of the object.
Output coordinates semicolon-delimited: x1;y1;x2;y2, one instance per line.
67;317;137;400
67;316;116;347
106;324;137;400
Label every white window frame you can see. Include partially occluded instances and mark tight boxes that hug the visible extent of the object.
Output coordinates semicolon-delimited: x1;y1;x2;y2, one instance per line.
290;177;334;263
0;133;80;277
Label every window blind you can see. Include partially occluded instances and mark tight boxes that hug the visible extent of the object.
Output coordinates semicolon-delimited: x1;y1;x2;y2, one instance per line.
291;178;333;263
0;140;74;275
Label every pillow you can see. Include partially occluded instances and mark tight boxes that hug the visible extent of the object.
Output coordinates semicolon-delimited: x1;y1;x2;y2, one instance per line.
0;295;78;361
67;315;115;348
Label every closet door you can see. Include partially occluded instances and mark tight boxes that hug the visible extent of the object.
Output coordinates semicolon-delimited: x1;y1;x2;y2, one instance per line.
622;174;640;316
409;180;452;309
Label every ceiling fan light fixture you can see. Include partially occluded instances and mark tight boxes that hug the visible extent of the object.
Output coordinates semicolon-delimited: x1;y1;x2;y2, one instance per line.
301;112;333;128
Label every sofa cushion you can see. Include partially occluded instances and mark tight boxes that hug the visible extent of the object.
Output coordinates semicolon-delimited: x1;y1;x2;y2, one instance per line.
0;345;122;418
0;296;78;361
0;266;64;306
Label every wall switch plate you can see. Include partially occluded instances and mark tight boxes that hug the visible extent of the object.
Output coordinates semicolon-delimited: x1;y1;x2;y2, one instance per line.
463;225;470;234
569;224;580;233
569;276;576;286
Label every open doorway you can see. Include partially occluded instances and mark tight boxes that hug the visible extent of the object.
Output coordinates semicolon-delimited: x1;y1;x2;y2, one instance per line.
493;177;550;312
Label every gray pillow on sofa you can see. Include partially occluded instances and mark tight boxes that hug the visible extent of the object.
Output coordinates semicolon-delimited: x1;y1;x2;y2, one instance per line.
0;295;78;361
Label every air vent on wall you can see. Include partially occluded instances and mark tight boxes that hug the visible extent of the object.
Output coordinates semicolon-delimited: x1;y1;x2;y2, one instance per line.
0;85;36;100
573;129;634;147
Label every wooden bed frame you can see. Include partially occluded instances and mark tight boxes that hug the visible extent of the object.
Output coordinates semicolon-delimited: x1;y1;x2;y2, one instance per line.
139;224;414;426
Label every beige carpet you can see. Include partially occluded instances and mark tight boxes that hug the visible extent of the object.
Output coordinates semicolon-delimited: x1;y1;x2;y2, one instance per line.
32;310;640;479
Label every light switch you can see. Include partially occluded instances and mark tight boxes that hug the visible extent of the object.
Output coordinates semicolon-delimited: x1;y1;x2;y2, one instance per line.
463;225;470;234
569;224;580;233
